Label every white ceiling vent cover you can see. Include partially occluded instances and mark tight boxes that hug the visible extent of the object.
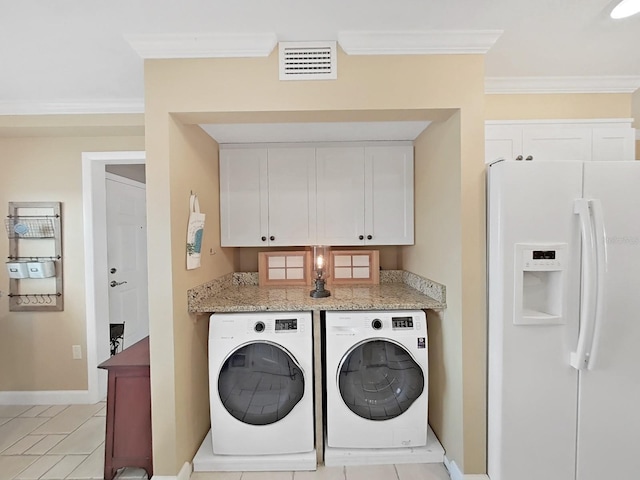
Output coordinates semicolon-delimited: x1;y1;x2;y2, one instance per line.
279;42;337;81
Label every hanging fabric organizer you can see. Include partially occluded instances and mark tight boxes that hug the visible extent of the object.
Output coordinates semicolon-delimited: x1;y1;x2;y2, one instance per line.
186;193;205;270
4;201;63;312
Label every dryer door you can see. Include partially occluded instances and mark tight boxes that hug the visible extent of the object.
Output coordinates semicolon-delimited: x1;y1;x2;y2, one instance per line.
218;341;305;425
338;339;424;421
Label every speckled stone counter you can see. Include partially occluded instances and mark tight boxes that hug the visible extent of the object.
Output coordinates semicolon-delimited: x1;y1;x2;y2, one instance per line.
188;270;445;313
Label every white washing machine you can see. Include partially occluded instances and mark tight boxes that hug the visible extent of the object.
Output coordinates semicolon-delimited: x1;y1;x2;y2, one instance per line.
325;310;429;450
207;311;315;458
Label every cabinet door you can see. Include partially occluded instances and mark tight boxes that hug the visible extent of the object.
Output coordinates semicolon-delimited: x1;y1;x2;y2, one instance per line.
267;148;317;246
219;148;268;246
365;146;414;245
485;125;523;163
522;126;591;161
316;147;366;246
592;127;635;161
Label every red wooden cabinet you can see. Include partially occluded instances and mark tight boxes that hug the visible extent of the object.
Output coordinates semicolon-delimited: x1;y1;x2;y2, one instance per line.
98;337;153;480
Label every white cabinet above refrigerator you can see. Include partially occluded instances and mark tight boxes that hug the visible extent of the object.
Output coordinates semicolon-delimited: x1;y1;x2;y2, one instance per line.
485;119;635;163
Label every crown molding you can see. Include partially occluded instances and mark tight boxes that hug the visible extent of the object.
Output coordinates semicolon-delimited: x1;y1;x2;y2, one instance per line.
485;76;640;94
337;30;503;55
125;32;278;59
0;100;144;116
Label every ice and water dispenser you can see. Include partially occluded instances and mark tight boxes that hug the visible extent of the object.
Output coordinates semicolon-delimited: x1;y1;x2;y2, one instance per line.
514;243;566;325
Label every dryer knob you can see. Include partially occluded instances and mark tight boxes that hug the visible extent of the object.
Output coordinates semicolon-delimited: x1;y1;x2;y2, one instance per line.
372;319;383;330
254;321;265;333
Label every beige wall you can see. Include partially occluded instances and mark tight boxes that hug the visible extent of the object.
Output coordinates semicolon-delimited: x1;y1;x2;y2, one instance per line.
408;113;464;465
632;89;640;159
485;93;633;120
144;50;487;475
0;128;144;391
237;246;402;272
144;109;236;472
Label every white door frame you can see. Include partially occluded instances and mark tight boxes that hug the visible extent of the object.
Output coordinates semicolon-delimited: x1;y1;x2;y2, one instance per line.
82;151;146;403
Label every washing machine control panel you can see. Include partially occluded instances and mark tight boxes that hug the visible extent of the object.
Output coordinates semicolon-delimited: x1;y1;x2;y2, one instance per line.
392;316;414;329
275;318;298;332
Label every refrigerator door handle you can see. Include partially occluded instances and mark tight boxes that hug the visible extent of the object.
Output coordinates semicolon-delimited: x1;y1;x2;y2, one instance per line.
571;198;597;370
587;199;607;370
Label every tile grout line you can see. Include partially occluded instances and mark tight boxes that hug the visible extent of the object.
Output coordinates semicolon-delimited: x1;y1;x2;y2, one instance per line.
393;464;400;480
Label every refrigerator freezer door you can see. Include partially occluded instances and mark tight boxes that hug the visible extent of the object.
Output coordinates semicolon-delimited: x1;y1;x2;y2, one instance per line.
577;162;640;480
487;160;583;480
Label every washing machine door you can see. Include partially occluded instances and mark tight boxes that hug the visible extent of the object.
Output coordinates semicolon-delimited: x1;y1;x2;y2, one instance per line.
337;338;424;421
218;341;305;426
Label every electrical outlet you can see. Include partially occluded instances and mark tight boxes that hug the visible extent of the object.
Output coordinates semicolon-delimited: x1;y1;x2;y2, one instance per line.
72;345;82;360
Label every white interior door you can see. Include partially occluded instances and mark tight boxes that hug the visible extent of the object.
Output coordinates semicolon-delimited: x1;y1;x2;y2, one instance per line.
577;162;640;480
106;173;149;352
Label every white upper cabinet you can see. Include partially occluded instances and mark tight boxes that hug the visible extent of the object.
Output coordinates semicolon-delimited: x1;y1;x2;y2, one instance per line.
266;147;317;246
485;119;635;163
316;146;366;246
316;145;414;246
220;146;316;247
220;147;266;247
366;145;414;245
592;127;636;161
222;143;414;247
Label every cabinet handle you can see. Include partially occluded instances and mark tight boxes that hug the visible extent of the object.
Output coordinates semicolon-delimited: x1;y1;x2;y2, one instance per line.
270;236;275;241
367;235;373;240
261;236;267;242
515;155;523;161
525;155;533;161
359;235;364;240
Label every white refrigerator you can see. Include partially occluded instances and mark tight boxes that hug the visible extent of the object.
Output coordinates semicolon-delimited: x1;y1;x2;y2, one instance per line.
487;160;640;480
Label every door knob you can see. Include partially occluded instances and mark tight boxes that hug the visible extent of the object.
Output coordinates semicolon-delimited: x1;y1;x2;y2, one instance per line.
270;236;275;241
110;281;128;287
525;155;533;161
367;235;373;240
359;235;364;240
515;155;523;161
261;236;267;241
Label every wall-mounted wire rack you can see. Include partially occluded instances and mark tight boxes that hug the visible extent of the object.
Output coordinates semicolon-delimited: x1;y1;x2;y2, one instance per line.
5;216;56;238
5;202;63;312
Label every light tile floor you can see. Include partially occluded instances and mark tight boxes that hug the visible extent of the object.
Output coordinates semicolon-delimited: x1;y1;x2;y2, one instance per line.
191;463;451;480
0;404;451;480
0;403;146;480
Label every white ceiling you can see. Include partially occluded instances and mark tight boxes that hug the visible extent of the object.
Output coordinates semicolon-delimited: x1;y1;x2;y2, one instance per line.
1;0;639;116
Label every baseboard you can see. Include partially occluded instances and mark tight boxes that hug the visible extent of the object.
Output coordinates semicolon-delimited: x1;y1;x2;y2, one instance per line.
0;390;93;405
151;462;191;480
444;455;490;480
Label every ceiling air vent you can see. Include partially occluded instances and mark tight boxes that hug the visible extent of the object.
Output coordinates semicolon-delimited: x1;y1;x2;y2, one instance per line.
279;42;337;81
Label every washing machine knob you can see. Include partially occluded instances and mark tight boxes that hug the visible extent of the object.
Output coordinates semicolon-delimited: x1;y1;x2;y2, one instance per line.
254;321;265;333
372;319;383;330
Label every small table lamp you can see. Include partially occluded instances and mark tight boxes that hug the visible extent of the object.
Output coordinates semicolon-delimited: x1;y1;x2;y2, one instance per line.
310;245;331;298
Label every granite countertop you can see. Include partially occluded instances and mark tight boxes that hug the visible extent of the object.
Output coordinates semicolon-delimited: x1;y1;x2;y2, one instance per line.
188;271;446;314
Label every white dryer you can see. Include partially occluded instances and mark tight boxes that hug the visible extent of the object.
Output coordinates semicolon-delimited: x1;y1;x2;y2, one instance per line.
325;310;428;449
208;311;315;457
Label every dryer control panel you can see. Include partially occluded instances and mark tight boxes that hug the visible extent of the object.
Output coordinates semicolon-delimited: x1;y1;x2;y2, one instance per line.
275;318;298;332
392;316;414;329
